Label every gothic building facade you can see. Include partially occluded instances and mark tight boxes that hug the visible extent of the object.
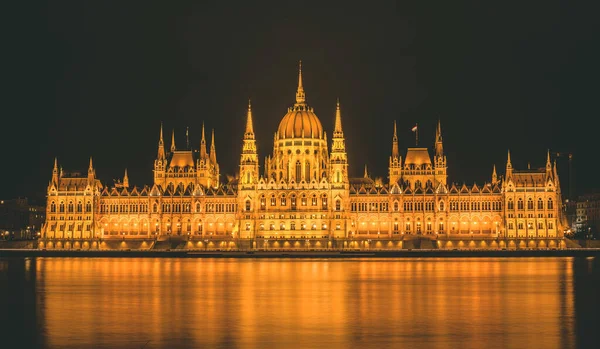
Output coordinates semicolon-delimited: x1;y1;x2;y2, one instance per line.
41;64;567;249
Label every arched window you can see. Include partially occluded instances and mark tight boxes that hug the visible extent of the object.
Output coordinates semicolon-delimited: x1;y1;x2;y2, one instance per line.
280;195;286;206
321;195;328;209
295;161;302;181
305;162;310;181
335;200;341;211
537;198;543;210
439;201;445;211
245;200;251;211
312;195;317;206
393;202;399;212
527;198;533;210
50;202;56;213
153;203;158;213
517;198;523;210
77;201;83;212
260;196;266;209
85;201;92;212
291;195;297;210
67;201;74;213
508;199;514;210
547;198;553;210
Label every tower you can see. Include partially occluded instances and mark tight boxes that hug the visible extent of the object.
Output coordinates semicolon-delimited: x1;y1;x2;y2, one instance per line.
153;123;167;186
87;157;95;183
123;169;129;188
434;120;447;186
239;99;259;187
388;121;401;184
330;99;348;187
506;150;513;179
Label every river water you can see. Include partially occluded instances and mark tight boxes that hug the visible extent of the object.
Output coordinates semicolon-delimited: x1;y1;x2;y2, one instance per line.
1;257;599;349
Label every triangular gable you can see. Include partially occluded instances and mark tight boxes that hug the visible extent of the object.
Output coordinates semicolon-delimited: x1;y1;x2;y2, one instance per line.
449;183;459;193
460;184;470;193
471;183;479;193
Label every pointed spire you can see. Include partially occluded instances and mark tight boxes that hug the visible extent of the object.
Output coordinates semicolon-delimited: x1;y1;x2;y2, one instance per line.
123;168;129;188
88;156;93;171
295;60;306;104
364;164;369;178
170;129;176;152
333;98;343;134
392;121;399;159
53;157;58;172
506;150;513;178
209;129;217;164
186;127;190;150
200;122;207;159
435;120;444;158
436;119;442;142
245;98;254;137
157;123;165;160
492;164;498;184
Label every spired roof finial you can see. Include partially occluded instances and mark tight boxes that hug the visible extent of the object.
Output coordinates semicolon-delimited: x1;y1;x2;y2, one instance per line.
295;60;305;104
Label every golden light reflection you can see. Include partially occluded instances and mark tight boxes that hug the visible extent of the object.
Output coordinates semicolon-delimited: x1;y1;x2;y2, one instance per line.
33;258;576;349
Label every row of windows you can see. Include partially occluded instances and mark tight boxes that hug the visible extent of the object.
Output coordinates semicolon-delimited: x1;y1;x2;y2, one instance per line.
507;221;554;230
50;201;92;213
507;198;554;210
259;195;329;210
48;223;92;231
351;202;390;212
253;222;339;231
100;204;149;213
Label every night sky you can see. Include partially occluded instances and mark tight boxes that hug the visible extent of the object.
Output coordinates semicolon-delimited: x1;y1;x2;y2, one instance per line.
3;1;599;202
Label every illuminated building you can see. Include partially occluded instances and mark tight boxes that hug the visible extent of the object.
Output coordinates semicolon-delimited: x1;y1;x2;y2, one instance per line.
41;63;567;249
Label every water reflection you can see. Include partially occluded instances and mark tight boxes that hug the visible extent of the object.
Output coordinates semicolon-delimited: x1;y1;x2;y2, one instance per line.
1;257;599;348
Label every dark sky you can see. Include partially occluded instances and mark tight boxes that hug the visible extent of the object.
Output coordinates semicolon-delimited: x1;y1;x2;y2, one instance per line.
3;1;599;202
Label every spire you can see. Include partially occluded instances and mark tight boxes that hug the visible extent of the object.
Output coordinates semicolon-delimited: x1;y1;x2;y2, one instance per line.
506;150;513;178
392;121;399;159
123;168;129;188
200;122;207;159
210;129;217;164
87;156;94;181
157;123;165;160
334;98;343;134
435;119;443;158
170;129;176;152
492;164;498;184
52;157;59;184
295;60;306;104
245;98;254;137
364;164;369;178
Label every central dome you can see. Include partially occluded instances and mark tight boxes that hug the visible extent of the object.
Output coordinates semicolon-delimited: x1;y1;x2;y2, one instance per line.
276;61;324;140
278;105;323;139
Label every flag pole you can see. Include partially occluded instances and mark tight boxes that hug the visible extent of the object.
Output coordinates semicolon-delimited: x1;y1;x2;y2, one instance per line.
415;123;418;146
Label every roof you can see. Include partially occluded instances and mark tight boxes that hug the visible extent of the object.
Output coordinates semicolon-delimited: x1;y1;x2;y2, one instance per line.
404;148;432;165
169;151;195;168
278;105;323;139
512;170;547;187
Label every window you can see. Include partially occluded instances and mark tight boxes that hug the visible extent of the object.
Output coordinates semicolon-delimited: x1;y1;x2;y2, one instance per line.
405;222;411;232
335;200;341;211
312;196;317;206
153;203;158;213
517;199;523;210
508;199;514;210
59;202;65;213
50;202;56;213
295;161;301;181
271;195;276;206
393;202;399;211
77;202;82;213
439;201;445;211
280;195;286;206
518;222;524;230
68;202;74;213
537;198;543;210
305;162;310;181
547;199;553;210
321;196;328;209
527;198;533;210
438;222;444;232
301;197;307;206
260;196;266;209
508;222;514;229
291;196;297;210
548;222;554;229
538;222;543;229
290;222;296;230
394;222;399;231
245;200;251;211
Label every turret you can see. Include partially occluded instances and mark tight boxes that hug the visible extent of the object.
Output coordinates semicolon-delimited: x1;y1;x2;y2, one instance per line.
170;129;176;152
209;129;217;165
200;123;208;160
239;99;259;186
435;119;443;158
433;120;447;186
52;157;59;185
123;169;129;188
87;156;95;182
546;149;552;178
506;150;513;179
157;123;165;160
295;60;305;104
389;121;401;184
491;164;498;184
330;99;348;185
